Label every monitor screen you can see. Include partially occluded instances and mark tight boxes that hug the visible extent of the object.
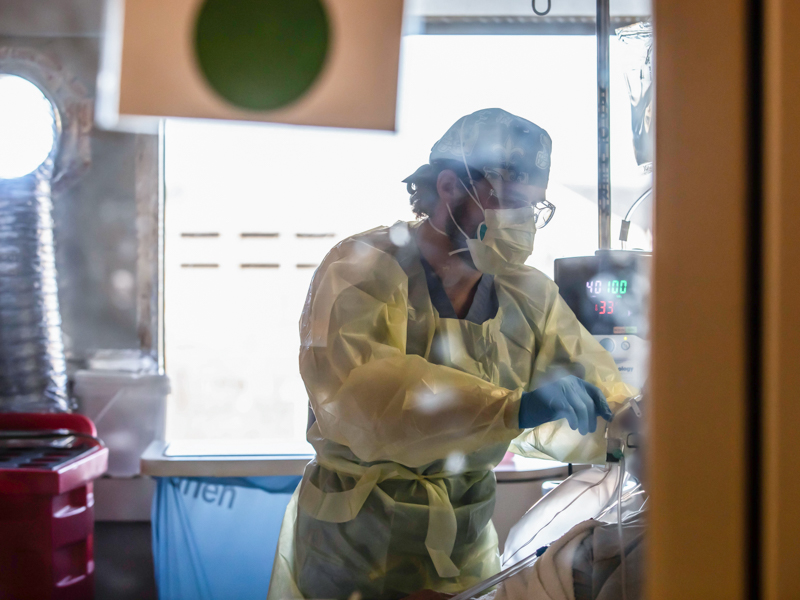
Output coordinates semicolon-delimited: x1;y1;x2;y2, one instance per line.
554;252;651;338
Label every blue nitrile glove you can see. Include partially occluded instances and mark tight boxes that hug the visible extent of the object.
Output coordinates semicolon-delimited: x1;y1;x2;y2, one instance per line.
519;375;614;435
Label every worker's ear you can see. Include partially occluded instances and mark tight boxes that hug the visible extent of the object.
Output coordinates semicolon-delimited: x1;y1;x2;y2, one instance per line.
436;169;466;206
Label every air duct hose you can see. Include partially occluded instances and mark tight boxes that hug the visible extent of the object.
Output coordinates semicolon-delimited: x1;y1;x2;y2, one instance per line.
0;156;69;412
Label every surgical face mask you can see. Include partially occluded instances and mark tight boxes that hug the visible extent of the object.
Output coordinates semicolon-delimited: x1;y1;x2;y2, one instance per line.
466;206;537;274
438;180;537;275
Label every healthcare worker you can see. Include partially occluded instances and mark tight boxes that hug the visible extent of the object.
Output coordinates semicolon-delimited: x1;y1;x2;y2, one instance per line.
267;108;637;600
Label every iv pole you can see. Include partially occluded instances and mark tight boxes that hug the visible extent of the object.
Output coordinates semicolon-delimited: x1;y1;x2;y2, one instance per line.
597;0;612;249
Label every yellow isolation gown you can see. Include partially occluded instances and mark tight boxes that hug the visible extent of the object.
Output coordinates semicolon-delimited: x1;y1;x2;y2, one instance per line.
267;221;636;600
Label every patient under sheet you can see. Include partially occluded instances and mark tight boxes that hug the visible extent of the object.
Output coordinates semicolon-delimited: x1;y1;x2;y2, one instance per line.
484;513;645;600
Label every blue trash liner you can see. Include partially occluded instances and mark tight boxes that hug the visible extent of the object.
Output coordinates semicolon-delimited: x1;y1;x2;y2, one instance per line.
152;476;301;600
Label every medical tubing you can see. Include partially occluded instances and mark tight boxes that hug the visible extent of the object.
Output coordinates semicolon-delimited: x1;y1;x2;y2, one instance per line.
450;550;542;600
454;462;635;600
502;466;613;567
596;485;645;522
619;188;652;243
624;189;652;223
618;454;628;600
454;466;603;599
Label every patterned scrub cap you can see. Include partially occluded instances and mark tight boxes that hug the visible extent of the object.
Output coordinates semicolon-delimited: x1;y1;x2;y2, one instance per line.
430;108;552;187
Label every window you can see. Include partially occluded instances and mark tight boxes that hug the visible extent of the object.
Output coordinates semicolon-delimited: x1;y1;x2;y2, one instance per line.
164;31;652;444
0;75;57;179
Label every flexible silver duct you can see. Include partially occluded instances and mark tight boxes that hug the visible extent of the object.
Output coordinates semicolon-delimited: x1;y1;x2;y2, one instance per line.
0;102;69;412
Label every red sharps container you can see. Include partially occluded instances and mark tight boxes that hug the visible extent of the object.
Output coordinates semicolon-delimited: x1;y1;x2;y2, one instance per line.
0;413;108;599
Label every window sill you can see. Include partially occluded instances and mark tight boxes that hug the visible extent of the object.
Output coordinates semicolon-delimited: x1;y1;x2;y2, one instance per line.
140;440;572;482
141;440;314;478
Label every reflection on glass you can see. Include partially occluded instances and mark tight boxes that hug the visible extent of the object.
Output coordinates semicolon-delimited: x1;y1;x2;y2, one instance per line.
165;34;652;444
165;18;653;600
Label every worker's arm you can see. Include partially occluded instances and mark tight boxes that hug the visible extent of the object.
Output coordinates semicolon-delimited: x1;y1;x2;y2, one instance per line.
300;238;523;467
510;290;638;464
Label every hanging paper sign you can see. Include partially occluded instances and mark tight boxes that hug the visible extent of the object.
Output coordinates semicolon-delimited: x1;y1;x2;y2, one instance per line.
98;0;404;131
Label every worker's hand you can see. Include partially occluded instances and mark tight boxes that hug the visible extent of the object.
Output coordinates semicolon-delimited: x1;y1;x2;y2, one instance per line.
519;375;613;435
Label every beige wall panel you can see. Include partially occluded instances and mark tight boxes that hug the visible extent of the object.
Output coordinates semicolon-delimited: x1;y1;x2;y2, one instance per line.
763;1;800;597
649;1;749;598
115;0;404;130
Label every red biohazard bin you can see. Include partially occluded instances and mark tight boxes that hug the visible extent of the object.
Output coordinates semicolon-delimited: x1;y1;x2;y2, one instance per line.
0;413;108;600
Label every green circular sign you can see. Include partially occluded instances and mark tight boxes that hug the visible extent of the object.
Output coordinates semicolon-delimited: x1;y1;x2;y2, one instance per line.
194;0;330;111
